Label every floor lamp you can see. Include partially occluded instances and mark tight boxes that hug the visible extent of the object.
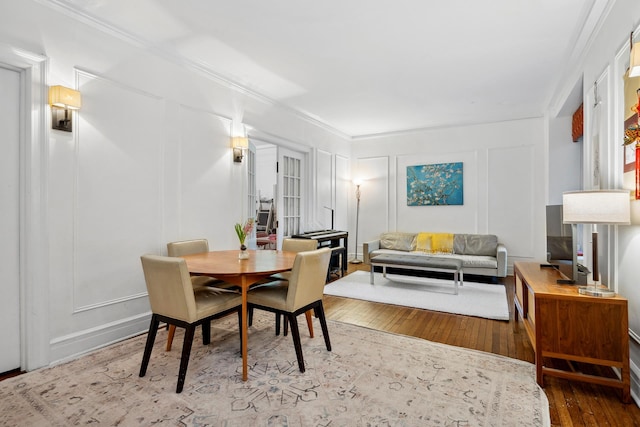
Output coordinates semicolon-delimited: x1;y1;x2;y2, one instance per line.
562;190;630;297
350;180;363;264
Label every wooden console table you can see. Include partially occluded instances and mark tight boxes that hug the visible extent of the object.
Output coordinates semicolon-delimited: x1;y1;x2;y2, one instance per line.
513;261;630;403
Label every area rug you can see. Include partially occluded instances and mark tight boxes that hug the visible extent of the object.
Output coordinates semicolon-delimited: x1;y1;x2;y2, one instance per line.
324;270;510;321
0;312;548;426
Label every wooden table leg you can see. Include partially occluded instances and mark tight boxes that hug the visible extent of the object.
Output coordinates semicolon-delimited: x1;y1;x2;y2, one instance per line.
241;276;248;381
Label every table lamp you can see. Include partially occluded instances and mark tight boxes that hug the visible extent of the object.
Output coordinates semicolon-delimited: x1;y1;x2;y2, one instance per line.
562;190;630;297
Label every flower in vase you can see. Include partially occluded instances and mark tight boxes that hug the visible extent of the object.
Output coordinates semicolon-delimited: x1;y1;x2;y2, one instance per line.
234;218;255;247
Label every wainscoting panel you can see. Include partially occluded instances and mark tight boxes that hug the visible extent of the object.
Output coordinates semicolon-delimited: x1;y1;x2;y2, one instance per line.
74;72;165;311
395;151;479;233
355;157;389;249
335;155;350;232
175;106;236;243
316;149;333;229
488;145;536;260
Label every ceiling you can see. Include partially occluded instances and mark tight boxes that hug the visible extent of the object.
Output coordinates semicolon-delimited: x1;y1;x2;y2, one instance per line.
57;0;606;139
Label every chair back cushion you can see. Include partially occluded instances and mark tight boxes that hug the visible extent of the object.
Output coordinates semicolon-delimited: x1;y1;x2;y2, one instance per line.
282;238;318;253
286;247;331;311
140;254;198;322
167;239;209;257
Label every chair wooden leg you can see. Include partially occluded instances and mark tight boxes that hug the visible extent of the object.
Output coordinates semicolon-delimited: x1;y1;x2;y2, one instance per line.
315;303;331;351
176;325;195;393
287;313;305;372
304;310;314;338
166;325;176;351
140;314;160;377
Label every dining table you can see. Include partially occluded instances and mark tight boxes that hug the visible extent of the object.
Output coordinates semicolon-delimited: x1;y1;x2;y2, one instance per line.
181;249;297;381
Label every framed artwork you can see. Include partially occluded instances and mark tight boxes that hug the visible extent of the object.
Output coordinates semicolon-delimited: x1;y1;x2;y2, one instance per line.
624;114;637;173
407;162;463;206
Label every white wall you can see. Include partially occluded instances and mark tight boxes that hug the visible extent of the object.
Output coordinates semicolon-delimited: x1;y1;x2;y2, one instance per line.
1;0;351;366
350;118;547;272
548;116;583;204
553;0;640;403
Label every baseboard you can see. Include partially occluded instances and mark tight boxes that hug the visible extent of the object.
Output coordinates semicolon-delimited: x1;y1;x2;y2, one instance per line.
48;312;152;367
629;358;640;407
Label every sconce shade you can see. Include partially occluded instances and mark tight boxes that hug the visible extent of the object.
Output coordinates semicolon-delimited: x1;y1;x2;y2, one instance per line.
232;136;249;149
562;190;630;225
49;85;82;110
631;42;640;78
231;136;249;162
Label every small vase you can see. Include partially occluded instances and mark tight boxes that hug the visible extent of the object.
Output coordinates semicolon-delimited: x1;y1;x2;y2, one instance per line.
239;244;249;260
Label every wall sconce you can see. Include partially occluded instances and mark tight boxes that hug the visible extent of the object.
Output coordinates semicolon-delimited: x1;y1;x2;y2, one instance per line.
232;136;249;162
630;32;640;78
49;85;81;132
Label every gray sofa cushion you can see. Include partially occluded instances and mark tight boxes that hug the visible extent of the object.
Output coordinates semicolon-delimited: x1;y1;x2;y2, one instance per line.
457;234;498;256
380;232;416;251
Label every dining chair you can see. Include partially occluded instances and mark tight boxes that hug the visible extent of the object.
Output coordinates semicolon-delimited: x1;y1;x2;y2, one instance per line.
165;238;237;351
257;238;318;337
247;247;332;373
139;254;242;393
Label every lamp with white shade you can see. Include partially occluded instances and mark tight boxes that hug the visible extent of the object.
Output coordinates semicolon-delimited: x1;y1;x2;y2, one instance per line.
562;190;630;297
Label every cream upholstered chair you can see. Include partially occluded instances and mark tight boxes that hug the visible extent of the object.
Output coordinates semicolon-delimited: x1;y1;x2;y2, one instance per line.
165;239;237;350
167;239;225;288
139;254;242;393
248;247;332;373
271;238;319;280
258;238;319;337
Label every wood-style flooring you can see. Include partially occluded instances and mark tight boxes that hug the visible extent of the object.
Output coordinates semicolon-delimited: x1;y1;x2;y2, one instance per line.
2;263;638;426
323;263;640;426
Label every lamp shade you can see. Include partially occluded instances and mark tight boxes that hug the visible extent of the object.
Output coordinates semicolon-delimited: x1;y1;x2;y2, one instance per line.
231;136;249;149
48;85;82;110
631;42;640;78
562;190;630;225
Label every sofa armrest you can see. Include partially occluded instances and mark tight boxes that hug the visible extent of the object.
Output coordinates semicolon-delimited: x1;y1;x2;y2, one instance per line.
363;240;380;264
496;243;508;277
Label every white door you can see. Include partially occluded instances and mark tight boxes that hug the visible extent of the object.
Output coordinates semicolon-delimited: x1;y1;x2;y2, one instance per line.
276;147;305;248
0;65;21;373
247;141;257;241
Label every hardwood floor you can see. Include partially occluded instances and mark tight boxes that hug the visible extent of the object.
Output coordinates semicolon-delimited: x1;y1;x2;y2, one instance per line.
2;264;638;425
325;263;640;427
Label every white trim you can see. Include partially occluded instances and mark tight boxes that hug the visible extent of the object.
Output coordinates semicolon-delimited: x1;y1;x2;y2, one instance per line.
0;43;50;371
38;0;351;141
49;312;151;366
73;292;149;314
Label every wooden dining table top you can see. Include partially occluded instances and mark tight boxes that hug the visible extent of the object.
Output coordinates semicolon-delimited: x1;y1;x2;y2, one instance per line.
181;249;297;279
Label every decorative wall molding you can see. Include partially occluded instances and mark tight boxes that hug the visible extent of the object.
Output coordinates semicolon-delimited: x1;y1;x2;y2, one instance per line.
39;0;351;141
49;312;151;366
0;43;50;371
72;69;165;313
73;292;149;314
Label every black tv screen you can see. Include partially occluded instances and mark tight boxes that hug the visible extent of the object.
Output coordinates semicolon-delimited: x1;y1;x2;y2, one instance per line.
546;205;577;282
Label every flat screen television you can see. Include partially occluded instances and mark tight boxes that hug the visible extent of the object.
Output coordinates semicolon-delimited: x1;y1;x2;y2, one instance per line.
545;205;586;284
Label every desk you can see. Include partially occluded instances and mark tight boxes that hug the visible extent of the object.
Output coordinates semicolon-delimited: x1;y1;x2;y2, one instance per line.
182;249;297;381
513;261;630;402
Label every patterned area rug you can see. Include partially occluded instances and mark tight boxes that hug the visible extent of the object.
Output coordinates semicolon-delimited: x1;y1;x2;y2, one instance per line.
324;270;510;320
0;312;549;426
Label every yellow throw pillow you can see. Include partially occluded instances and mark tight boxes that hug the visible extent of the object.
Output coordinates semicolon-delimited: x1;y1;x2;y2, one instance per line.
416;232;432;252
431;233;454;254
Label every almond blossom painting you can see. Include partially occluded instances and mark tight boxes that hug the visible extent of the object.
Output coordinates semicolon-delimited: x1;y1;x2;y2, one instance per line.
407;162;463;206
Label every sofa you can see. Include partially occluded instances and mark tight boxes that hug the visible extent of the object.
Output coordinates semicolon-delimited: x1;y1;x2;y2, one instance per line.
363;232;507;279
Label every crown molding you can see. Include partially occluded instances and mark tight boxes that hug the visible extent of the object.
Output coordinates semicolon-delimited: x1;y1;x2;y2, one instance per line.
38;0;352;141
